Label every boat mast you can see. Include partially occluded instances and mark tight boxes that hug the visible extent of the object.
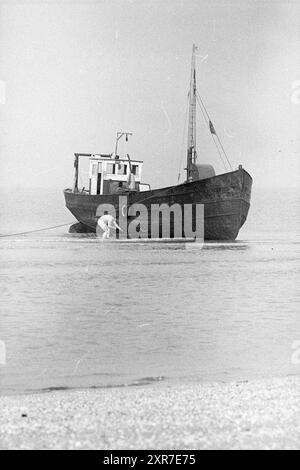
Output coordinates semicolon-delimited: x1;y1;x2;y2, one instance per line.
186;44;197;181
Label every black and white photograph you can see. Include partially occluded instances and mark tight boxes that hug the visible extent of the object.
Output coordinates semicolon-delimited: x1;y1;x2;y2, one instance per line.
0;0;299;452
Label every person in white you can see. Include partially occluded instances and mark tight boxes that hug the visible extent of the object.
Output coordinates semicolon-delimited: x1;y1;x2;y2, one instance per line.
97;213;122;239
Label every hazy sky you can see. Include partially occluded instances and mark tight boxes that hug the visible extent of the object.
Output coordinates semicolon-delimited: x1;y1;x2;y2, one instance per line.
0;0;299;190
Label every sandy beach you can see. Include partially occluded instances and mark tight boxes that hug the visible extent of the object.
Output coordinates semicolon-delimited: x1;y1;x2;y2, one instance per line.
0;376;299;450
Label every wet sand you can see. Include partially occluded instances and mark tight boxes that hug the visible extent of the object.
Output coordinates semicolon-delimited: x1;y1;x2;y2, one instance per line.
0;376;299;450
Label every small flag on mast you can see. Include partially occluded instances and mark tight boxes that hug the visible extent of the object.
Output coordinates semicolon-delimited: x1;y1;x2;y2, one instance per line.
209;120;216;135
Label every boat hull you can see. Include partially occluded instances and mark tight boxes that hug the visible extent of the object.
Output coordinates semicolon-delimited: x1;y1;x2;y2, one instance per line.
64;168;252;240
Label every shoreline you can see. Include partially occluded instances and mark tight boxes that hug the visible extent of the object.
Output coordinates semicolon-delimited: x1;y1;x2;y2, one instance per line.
0;376;299;450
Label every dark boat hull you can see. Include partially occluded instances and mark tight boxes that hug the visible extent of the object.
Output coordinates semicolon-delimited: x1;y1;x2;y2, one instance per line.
64;168;252;240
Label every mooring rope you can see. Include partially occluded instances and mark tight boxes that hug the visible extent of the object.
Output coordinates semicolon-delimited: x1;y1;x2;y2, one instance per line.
0;222;74;238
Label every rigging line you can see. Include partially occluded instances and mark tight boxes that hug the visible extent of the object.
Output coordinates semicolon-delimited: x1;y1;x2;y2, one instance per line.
177;92;190;183
196;95;209;125
196;90;233;171
214;133;233;171
196;90;210;122
197;97;228;172
211;134;229;171
196;94;228;171
0;222;75;238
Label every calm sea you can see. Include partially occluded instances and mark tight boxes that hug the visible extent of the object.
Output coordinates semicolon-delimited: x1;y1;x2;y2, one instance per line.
0;187;299;395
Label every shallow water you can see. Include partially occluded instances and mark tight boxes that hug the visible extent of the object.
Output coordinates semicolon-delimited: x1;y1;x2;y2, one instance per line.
0;188;299;395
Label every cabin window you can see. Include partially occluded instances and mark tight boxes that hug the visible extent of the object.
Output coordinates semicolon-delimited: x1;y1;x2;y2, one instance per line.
132;165;139;177
97;173;102;194
117;164;127;175
106;163;116;174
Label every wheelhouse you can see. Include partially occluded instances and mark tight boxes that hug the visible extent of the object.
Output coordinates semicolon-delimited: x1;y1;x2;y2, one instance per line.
71;132;150;195
88;154;143;195
72;152;150;195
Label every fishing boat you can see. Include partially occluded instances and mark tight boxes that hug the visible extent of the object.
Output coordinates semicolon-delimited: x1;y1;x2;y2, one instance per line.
64;45;252;240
